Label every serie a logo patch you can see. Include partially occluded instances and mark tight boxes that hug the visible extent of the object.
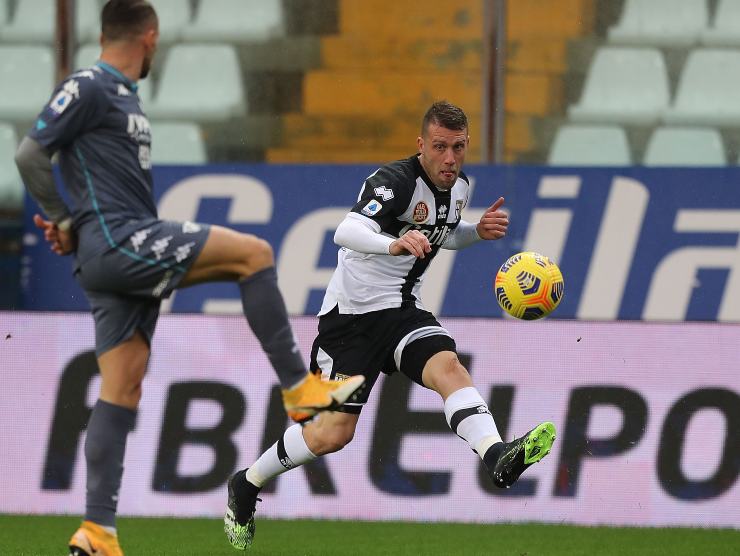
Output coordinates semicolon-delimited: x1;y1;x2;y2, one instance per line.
362;200;383;216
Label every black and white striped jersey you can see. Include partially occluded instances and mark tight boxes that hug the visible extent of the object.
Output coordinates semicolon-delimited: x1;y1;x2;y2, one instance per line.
319;154;471;315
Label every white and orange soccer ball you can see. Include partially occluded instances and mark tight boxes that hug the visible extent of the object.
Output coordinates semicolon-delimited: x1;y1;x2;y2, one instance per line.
494;252;564;320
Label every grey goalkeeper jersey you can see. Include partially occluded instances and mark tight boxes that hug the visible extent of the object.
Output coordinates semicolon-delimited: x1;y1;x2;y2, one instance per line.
319;154;471;316
28;62;156;265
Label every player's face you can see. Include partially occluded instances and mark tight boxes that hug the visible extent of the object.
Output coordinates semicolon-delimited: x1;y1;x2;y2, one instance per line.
417;123;469;190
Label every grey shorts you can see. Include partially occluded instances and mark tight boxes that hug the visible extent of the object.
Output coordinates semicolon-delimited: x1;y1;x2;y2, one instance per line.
75;220;211;356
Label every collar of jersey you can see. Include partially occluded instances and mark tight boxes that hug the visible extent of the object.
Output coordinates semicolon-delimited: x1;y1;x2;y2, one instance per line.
95;61;139;93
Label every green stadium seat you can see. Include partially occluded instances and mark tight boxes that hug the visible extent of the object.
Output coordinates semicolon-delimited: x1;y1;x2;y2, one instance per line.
149;0;192;43
181;0;283;42
0;122;23;211
663;49;740;125
0;0;54;43
146;44;246;121
643;127;726;166
608;0;708;47
76;0;101;44
568;47;669;125
0;46;55;122
0;0;8;27
150;121;207;164
701;0;740;46
548;125;632;166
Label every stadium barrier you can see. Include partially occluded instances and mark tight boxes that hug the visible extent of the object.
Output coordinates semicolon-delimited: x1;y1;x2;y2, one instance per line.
20;164;740;322
1;311;737;528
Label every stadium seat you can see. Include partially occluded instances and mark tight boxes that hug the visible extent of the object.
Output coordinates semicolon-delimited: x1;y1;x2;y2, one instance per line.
181;0;284;42
0;46;55;122
608;0;708;47
663;49;740;125
150;121;207;164
568;47;669;125
701;0;740;46
149;0;192;43
0;0;8;27
643;127;726;166
74;44;153;105
74;43;101;70
76;0;101;44
0;0;54;43
0;122;24;211
146;44;246;121
547;125;632;166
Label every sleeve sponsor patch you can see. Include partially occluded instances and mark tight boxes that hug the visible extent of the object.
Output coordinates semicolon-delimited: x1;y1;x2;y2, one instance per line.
361;200;383;217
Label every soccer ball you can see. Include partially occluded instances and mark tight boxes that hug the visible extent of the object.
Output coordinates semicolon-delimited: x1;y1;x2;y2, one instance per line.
494;252;564;320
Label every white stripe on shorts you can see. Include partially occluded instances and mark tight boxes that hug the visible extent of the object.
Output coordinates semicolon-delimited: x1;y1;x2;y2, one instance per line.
393;325;452;372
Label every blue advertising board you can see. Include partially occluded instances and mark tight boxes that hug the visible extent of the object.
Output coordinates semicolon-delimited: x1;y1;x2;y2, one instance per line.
20;164;740;321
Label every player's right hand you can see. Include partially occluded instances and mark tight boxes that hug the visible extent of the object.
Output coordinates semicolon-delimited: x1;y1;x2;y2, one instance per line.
33;213;76;256
389;229;432;258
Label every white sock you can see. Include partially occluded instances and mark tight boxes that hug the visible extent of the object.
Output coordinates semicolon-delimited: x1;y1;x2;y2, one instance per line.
246;424;317;487
443;386;503;460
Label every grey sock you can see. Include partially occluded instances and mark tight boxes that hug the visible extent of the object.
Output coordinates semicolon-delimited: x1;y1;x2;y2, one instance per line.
84;400;137;527
239;266;307;388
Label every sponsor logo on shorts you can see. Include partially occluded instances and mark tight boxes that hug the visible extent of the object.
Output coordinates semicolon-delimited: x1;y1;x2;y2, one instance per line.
334;373;351;381
174;241;196;263
130;228;152;253
152;270;173;298
182;221;201;233
413;201;429;223
151;236;173;260
361;200;382;217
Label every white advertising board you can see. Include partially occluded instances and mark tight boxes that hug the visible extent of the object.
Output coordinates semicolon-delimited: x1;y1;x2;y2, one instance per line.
1;312;737;528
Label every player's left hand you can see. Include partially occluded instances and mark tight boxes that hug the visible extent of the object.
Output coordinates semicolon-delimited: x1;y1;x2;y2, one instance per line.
33;214;77;255
476;197;509;240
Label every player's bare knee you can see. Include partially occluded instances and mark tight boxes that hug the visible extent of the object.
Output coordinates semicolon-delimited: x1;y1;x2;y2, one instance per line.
438;352;465;377
304;419;355;455
426;353;472;393
240;236;274;277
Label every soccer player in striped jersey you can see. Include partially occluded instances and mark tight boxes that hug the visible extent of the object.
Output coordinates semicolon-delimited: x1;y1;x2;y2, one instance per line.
15;2;361;555
224;101;556;550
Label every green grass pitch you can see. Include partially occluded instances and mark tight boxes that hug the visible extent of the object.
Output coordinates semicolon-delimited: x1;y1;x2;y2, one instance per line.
1;515;738;555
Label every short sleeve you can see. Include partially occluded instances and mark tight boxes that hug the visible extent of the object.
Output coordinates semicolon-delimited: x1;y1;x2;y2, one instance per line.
29;71;109;153
350;165;413;229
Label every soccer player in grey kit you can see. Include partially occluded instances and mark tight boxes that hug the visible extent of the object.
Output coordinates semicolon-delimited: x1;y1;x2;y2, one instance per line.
14;2;361;555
